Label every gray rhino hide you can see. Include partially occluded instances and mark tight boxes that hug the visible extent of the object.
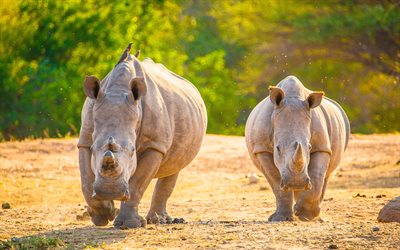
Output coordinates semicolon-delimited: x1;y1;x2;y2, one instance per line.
78;56;207;178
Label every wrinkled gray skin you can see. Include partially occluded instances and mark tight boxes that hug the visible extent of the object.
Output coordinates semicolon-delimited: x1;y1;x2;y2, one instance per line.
78;45;207;228
245;76;349;221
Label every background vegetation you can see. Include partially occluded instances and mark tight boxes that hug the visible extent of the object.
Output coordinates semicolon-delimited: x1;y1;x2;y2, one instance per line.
0;0;399;140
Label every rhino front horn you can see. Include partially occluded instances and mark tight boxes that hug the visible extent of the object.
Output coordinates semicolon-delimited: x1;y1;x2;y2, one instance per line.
101;151;119;176
103;150;115;163
292;142;304;172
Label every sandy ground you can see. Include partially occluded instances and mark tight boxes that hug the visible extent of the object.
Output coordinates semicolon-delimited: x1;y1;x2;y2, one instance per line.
0;134;399;249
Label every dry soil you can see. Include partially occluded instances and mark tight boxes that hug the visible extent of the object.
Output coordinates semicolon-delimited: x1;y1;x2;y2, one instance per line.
0;134;399;249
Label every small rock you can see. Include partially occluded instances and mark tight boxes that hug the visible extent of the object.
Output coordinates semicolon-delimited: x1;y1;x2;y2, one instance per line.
82;211;90;219
172;218;185;224
76;211;90;221
355;193;366;198
378;196;400;222
180;236;187;241
259;186;269;191
372;226;380;231
2;202;11;209
248;173;260;184
328;244;338;249
187;208;194;213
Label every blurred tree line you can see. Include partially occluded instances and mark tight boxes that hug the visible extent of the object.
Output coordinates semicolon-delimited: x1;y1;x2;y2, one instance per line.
0;0;399;140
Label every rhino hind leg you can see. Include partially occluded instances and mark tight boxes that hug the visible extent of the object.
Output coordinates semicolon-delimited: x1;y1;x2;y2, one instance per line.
114;149;163;229
256;153;294;222
294;152;330;221
146;172;180;224
79;148;117;226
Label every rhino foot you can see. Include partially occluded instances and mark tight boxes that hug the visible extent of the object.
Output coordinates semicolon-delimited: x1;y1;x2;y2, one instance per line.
87;202;118;226
294;203;320;221
146;211;173;224
268;211;294;222
114;211;147;229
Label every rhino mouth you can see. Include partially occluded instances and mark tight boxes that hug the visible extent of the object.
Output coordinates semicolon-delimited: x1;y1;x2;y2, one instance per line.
280;176;312;192
92;190;130;201
93;175;130;201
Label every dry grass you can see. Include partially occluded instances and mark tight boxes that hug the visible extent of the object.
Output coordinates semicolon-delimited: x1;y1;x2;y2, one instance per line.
0;134;399;249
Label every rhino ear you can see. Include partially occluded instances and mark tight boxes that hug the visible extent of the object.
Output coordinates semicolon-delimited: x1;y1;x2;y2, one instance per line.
306;91;324;109
130;76;147;101
84;76;103;99
269;86;285;106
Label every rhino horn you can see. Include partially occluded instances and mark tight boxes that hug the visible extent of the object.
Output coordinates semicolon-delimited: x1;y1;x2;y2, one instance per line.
108;136;116;147
115;43;133;66
134;50;140;58
292;142;304;172
107;136;121;152
102;150;117;172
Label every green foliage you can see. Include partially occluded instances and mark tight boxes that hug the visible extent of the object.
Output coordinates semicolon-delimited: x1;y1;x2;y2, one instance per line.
212;0;400;133
0;0;398;139
0;236;64;250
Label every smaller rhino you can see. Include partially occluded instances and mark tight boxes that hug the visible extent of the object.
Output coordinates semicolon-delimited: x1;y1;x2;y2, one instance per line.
245;76;349;221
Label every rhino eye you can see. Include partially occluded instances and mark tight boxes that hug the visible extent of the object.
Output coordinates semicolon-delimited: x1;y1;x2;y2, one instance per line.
276;145;281;153
129;144;136;156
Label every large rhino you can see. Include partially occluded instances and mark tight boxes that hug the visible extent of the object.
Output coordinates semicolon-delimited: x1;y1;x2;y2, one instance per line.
78;44;207;228
245;76;349;221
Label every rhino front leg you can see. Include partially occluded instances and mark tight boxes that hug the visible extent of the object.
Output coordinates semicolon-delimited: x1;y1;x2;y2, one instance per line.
79;148;117;226
114;149;163;229
294;152;330;221
146;172;179;224
256;153;294;221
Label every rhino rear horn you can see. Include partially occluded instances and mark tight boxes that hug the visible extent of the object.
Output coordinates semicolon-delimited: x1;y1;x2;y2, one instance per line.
134;50;140;58
107;136;121;152
108;136;116;147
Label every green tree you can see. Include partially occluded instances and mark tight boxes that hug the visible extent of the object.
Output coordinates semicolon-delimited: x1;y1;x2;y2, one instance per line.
211;0;400;133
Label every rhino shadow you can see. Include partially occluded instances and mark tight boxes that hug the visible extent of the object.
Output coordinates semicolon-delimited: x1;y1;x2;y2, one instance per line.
3;226;128;249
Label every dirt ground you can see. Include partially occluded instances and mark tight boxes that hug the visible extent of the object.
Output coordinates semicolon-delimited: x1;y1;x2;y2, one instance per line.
0;134;399;249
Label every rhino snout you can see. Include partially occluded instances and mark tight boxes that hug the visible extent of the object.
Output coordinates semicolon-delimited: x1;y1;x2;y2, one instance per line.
93;182;130;201
93;175;130;201
280;175;312;191
92;188;130;201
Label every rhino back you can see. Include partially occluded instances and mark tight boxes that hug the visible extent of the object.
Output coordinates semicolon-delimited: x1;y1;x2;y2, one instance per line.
245;97;274;158
314;97;350;174
138;59;207;178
